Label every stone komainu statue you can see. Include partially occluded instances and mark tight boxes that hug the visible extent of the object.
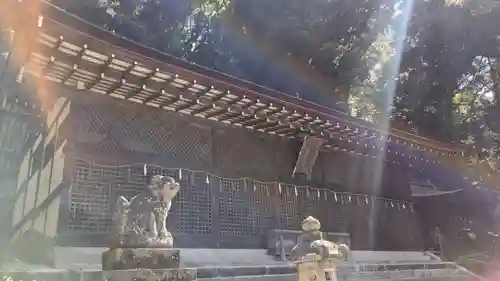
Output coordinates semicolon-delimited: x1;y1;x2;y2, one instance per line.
115;175;180;247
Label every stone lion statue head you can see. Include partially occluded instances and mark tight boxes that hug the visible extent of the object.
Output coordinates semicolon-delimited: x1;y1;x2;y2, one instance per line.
149;175;180;202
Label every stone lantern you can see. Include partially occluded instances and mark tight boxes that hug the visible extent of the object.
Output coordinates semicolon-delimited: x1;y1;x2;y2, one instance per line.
290;216;349;281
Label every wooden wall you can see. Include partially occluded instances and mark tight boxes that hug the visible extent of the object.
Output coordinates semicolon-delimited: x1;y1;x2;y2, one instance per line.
56;92;421;250
10;95;70;266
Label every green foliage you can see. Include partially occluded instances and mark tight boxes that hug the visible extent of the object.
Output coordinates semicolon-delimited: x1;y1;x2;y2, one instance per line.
194;0;230;17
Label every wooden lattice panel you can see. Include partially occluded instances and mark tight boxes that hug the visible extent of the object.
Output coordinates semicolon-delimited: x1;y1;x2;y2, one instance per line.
71;103;211;167
300;188;324;225
214;128;295;180
218;178;259;237
69;160;112;232
277;184;301;230
172;171;212;234
252;181;279;233
68;161;216;236
66;159;420;249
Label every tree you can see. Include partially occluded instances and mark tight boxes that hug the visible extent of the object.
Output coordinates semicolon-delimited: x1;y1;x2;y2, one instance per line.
51;0;230;57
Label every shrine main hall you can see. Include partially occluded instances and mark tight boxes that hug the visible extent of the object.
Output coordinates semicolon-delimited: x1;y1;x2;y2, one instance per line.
0;0;497;265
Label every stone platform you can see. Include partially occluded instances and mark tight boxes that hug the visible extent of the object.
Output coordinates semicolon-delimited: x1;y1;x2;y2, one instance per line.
102;247;180;270
0;249;480;281
56;248;287;269
1;261;476;281
52;247;441;270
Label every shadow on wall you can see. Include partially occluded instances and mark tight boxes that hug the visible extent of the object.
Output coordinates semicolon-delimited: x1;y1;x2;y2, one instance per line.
5;94;71;267
9;229;55;267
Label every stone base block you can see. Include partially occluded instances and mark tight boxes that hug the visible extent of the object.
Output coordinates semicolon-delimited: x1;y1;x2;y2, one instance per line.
102;268;196;281
102;247;180;270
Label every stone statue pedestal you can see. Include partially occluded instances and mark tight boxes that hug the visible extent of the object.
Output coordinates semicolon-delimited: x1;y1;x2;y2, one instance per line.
102;268;197;281
102;268;196;281
102;246;180;270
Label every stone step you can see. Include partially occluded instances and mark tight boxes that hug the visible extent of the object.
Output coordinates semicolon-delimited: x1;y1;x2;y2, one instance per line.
350;260;442;265
0;263;461;277
193;263;456;278
378;276;476;281
200;273;295;281
339;262;455;273
337;268;462;279
54;247;437;269
1;268;476;281
199;273;475;281
349;252;433;264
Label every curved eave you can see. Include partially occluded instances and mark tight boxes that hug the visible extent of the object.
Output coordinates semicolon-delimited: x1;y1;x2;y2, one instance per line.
1;0;460;155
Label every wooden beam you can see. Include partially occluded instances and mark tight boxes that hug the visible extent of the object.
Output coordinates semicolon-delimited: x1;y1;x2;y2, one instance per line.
124;85;145;100
86;55;113;90
142;75;177;104
60;44;87;84
190;92;226;116
172;80;198;112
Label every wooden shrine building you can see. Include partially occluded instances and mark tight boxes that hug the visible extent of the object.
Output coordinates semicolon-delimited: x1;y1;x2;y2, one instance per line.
0;0;496;264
